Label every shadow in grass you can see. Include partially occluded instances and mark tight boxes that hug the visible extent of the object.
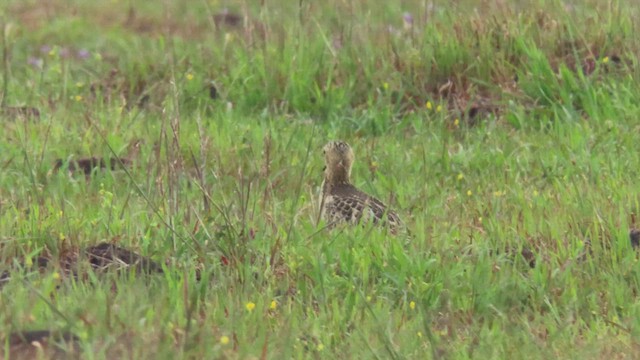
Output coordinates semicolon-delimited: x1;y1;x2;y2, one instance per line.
84;243;164;274
1;242;164;289
52;157;133;178
212;9;266;40
51;139;142;178
630;228;640;249
6;330;80;360
213;10;242;28
498;245;537;269
1;106;40;120
432;79;504;127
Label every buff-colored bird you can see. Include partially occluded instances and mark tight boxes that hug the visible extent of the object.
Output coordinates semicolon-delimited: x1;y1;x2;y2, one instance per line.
320;141;402;232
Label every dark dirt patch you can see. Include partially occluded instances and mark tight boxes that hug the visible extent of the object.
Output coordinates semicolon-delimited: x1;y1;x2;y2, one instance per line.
84;242;164;274
52;156;132;177
1;106;41;120
519;246;537;268
425;78;506;126
0;256;51;287
121;7;209;39
7;330;80;360
213;11;243;29
88;68;160;110
1;243;163;289
630;228;640;249
460;99;501;125
208;82;219;100
10;1;210;40
502;245;537;269
9;330;79;344
552;39;627;77
212;10;267;41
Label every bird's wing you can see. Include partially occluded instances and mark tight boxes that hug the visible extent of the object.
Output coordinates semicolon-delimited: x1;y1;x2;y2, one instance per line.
328;188;401;228
325;193;367;225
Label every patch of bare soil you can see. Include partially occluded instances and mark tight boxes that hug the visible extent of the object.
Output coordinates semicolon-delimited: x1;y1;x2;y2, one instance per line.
630;228;640;249
1;106;41;120
5;330;80;360
84;243;164;274
9;2;265;41
52;157;132;176
52;157;132;177
88;68;159;110
50;139;142;179
0;242;163;289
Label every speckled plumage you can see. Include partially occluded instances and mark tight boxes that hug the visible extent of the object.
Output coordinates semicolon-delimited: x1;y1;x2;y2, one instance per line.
320;141;402;231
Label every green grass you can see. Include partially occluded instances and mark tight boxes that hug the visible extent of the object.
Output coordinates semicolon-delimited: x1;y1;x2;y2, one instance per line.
2;0;640;358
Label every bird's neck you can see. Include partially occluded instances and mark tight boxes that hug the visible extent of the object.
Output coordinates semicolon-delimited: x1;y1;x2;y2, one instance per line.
325;170;351;190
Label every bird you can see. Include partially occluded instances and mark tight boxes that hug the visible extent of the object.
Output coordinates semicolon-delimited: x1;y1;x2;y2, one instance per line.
319;141;402;232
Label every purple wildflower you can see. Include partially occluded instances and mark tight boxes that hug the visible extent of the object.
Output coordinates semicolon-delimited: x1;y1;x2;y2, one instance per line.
59;47;71;58
77;49;90;60
403;12;414;25
28;57;43;69
403;12;414;31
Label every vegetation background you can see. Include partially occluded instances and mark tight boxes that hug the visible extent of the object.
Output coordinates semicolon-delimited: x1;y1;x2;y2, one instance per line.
1;0;640;358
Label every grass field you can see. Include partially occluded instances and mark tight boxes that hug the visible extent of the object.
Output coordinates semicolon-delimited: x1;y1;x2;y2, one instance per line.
2;0;640;358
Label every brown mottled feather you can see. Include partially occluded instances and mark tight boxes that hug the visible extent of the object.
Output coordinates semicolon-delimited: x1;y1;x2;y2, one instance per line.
325;184;401;227
320;141;402;232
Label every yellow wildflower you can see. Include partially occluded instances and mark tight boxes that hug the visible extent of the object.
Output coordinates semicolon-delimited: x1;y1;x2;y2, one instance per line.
409;301;416;310
246;302;256;312
220;335;230;345
425;101;432;110
270;300;277;310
